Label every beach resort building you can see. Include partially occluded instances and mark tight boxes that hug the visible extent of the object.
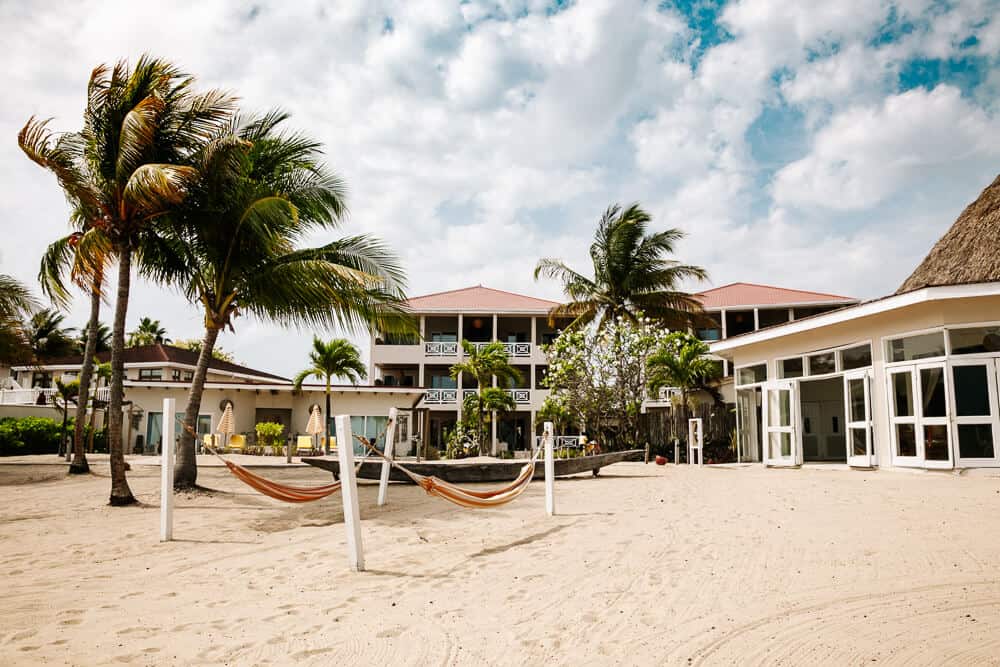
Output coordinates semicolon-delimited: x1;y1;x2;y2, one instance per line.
711;174;1000;470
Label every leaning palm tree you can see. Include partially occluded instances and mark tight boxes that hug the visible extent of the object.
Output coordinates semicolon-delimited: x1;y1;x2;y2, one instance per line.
19;56;236;504
293;337;367;457
534;203;708;331
143;111;410;489
0;273;37;365
449;340;522;454
127;317;170;346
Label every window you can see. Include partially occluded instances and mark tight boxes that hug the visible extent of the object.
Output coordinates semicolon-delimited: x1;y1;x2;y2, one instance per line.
778;357;803;379
31;372;52;388
431;332;457;342
139;368;163;380
919;367;947;418
172;369;181;381
949;326;1000;355
886;331;945;362
736;363;767;386
952;362;997;461
183;371;193;382
808;352;836;375
840;344;872;370
430;375;456;389
696;328;721;341
757;309;791;329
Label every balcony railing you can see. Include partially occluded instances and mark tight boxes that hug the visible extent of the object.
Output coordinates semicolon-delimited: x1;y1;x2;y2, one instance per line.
459;388;532;405
472;341;532;357
424;388;458;404
424;341;459;356
0;388;58;406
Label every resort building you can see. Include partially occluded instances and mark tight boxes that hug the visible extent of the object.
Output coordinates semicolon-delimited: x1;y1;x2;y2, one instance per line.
370;285;567;454
711;174;1000;470
4;344;423;455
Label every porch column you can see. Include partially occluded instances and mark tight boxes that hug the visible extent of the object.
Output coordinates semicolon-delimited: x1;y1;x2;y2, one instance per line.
456;371;463;420
492;313;498;342
418;363;425;387
419;315;425;339
753;308;760;331
788;308;794;321
530;364;536;389
457;313;464;350
721;309;728;339
530;317;537;348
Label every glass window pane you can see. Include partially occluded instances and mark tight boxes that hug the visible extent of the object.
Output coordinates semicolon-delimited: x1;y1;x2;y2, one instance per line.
892;373;913;417
808;352;836;375
779;357;803;379
886;332;945;362
924;424;949;461
957;424;995;459
895;424;917;457
841;344;872;370
949;326;1000;355
848;379;866;422
769;431;791;458
920;367;947;418
953;365;991;417
737;364;767;385
768;389;791;427
850;428;868;457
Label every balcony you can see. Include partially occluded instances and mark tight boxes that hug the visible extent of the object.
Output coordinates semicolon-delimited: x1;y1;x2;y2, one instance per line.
461;388;531;405
471;341;532;358
424;388;458;405
0;388;57;405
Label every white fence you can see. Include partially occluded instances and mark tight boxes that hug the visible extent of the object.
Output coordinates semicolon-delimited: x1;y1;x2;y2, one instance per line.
424;341;459;356
424;388;458;404
0;388;58;406
460;388;531;405
424;341;533;358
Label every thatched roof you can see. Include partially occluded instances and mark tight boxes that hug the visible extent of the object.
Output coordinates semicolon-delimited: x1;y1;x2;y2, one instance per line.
897;174;1000;294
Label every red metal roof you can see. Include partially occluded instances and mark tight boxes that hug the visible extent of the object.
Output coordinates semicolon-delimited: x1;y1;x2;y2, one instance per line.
696;282;857;309
405;285;560;312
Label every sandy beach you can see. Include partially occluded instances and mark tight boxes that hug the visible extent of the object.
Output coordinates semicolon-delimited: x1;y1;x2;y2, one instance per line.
1;458;1000;666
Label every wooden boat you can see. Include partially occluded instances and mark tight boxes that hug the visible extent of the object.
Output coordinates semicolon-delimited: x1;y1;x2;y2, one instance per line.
303;449;643;484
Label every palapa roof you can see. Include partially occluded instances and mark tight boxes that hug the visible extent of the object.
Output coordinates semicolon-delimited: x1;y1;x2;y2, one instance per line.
897;174;1000;294
696;282;856;309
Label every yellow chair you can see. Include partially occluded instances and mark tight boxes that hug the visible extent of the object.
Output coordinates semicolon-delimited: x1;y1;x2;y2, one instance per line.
328;436;337;452
295;436;314;456
227;434;247;453
201;434;215;453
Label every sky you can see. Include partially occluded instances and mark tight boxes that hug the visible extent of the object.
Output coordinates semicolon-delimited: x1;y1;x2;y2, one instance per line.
2;0;999;378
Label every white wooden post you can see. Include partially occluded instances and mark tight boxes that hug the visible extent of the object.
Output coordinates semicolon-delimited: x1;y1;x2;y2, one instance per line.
335;415;364;571
544;421;555;516
688;418;704;467
160;398;175;542
377;408;398;507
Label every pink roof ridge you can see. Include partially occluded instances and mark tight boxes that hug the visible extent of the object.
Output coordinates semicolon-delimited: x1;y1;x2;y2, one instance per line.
696;282;857;309
405;285;561;311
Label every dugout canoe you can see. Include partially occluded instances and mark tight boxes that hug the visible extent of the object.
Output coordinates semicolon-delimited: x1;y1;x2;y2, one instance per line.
303;449;643;484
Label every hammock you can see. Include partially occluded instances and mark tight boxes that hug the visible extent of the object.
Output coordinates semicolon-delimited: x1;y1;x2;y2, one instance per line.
357;436;543;510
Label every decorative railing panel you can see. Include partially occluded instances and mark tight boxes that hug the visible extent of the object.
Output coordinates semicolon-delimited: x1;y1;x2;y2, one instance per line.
424;388;458;404
424;341;459;356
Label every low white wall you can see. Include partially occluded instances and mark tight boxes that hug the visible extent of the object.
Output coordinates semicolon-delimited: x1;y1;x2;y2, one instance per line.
0;404;64;421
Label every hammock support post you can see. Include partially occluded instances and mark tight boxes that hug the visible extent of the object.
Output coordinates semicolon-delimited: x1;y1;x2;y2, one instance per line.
335;415;365;571
544;421;555;516
377;408;397;507
160;398;175;542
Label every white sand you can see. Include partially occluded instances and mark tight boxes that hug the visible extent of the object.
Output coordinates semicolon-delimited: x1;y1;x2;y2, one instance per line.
2;458;1000;665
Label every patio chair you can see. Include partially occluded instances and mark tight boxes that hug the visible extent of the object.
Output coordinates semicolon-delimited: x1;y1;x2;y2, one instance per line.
201;434;215;453
227;434;247;454
295;436;314;456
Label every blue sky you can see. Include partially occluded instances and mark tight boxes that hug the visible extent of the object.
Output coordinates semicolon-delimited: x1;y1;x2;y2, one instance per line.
2;0;999;375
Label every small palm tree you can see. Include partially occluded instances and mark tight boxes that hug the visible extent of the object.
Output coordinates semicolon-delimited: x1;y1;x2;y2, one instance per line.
293;338;367;455
449;340;522;455
52;379;80;458
87;361;112;453
534;203;708;331
647;332;722;444
127;317;170;346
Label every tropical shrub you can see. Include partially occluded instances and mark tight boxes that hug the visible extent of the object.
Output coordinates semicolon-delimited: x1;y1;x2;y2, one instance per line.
255;422;286;455
0;416;95;455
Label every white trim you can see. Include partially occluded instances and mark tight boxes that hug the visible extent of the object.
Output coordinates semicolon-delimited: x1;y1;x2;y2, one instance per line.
703;299;857;311
14;360;284;384
710;282;1000;354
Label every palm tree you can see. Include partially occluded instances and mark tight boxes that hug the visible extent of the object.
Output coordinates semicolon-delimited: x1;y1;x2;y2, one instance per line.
87;360;112;453
79;322;111;354
0;273;37;365
293;338;367;457
143;110;409;489
52;379;80;458
26;309;78;361
19;56;236;504
127;317;170;346
534;203;708;331
646;332;722;446
449;340;522;455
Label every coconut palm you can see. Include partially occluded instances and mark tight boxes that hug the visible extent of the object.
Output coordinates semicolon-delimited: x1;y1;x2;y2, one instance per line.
142;111;409;489
79;322;111;354
52;379;80;458
646;332;722;444
127;317;170;346
19;55;236;504
0;273;37;364
534;203;708;331
26;309;78;361
293;338;367;458
449;340;522;455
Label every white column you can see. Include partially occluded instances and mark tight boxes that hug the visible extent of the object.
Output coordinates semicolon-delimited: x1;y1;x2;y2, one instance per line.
788;308;795;321
160;397;175;542
335;415;364;572
418;363;425;387
544;421;555;516
530;317;537;349
419;315;426;339
720;309;728;339
753;308;760;331
492;313;498;342
457;313;464;348
377;407;397;507
456;371;463;420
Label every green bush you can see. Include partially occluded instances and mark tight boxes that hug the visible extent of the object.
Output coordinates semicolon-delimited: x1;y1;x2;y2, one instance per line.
0;417;68;455
255;421;285;455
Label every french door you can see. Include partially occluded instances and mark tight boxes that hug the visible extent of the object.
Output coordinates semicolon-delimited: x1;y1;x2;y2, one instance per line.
950;358;1000;467
844;370;874;467
763;381;799;467
887;363;953;468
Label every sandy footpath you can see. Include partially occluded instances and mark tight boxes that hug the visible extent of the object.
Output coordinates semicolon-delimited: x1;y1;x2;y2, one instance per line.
1;458;1000;666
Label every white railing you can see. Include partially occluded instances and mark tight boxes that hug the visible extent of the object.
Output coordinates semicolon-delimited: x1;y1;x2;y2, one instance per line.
462;388;477;401
645;386;677;403
472;341;532;357
424;388;458;404
424;341;459;356
0;388;58;406
460;388;531;404
95;387;111;402
534;435;584;450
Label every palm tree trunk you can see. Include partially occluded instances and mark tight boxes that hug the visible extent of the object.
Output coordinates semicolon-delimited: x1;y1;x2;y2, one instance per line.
107;249;136;506
70;284;101;474
174;325;220;490
87;405;98;453
324;378;331;456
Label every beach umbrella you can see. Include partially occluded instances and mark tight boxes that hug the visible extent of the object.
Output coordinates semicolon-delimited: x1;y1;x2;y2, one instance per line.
218;402;235;446
305;405;323;435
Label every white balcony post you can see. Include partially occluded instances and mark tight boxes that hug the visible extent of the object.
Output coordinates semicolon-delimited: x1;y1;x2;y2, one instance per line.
721;308;728;340
753;308;760;331
492;314;498;343
531;317;537;347
419;315;426;339
457;314;464;349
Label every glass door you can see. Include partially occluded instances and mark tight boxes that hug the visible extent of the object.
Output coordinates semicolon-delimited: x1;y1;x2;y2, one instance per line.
950;359;999;467
844;370;873;467
888;367;920;466
736;389;760;463
763;381;798;467
916;362;952;469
